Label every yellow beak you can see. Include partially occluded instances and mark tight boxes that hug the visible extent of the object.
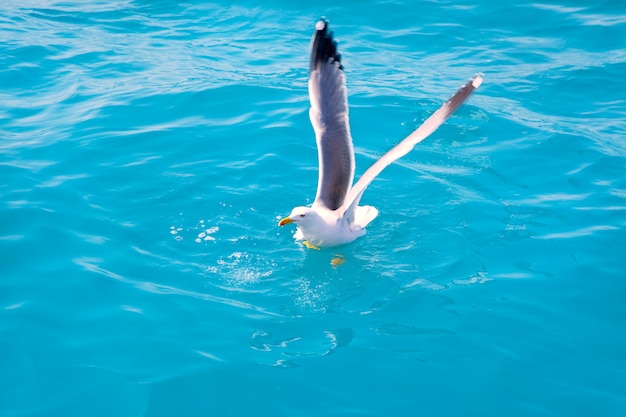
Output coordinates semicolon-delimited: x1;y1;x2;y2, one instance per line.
278;216;294;226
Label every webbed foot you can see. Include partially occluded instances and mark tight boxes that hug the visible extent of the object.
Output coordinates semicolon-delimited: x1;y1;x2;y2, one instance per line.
330;254;345;267
303;241;320;250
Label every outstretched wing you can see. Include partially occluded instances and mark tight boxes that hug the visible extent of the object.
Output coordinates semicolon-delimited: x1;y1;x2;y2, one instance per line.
342;74;484;220
309;19;355;211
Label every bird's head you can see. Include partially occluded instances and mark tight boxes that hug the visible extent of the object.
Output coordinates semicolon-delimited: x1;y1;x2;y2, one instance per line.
278;206;321;230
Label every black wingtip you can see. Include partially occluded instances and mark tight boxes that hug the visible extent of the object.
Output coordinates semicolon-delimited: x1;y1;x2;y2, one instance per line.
310;19;343;72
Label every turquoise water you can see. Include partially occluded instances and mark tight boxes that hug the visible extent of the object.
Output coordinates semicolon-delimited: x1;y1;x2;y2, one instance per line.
1;0;625;415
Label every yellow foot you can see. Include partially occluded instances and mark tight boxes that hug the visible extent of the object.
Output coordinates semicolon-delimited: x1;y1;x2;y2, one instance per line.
303;241;320;250
330;254;345;267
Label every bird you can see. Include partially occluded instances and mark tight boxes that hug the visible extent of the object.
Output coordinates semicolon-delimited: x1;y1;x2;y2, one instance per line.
278;19;482;248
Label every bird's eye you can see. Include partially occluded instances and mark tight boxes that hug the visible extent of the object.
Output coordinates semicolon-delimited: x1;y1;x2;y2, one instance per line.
299;214;305;218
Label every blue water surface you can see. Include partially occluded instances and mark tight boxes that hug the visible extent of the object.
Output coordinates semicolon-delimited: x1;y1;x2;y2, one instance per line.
1;0;625;416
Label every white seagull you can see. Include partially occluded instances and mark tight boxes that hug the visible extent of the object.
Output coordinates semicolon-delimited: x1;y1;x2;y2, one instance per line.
278;19;482;248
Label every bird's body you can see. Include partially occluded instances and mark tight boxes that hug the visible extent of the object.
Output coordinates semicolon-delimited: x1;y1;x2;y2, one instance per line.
283;205;378;247
279;20;482;247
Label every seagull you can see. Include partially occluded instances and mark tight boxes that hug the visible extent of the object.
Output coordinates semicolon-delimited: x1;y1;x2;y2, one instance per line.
278;19;482;248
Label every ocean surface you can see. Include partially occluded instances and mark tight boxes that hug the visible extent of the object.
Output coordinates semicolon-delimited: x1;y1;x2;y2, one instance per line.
1;0;625;416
